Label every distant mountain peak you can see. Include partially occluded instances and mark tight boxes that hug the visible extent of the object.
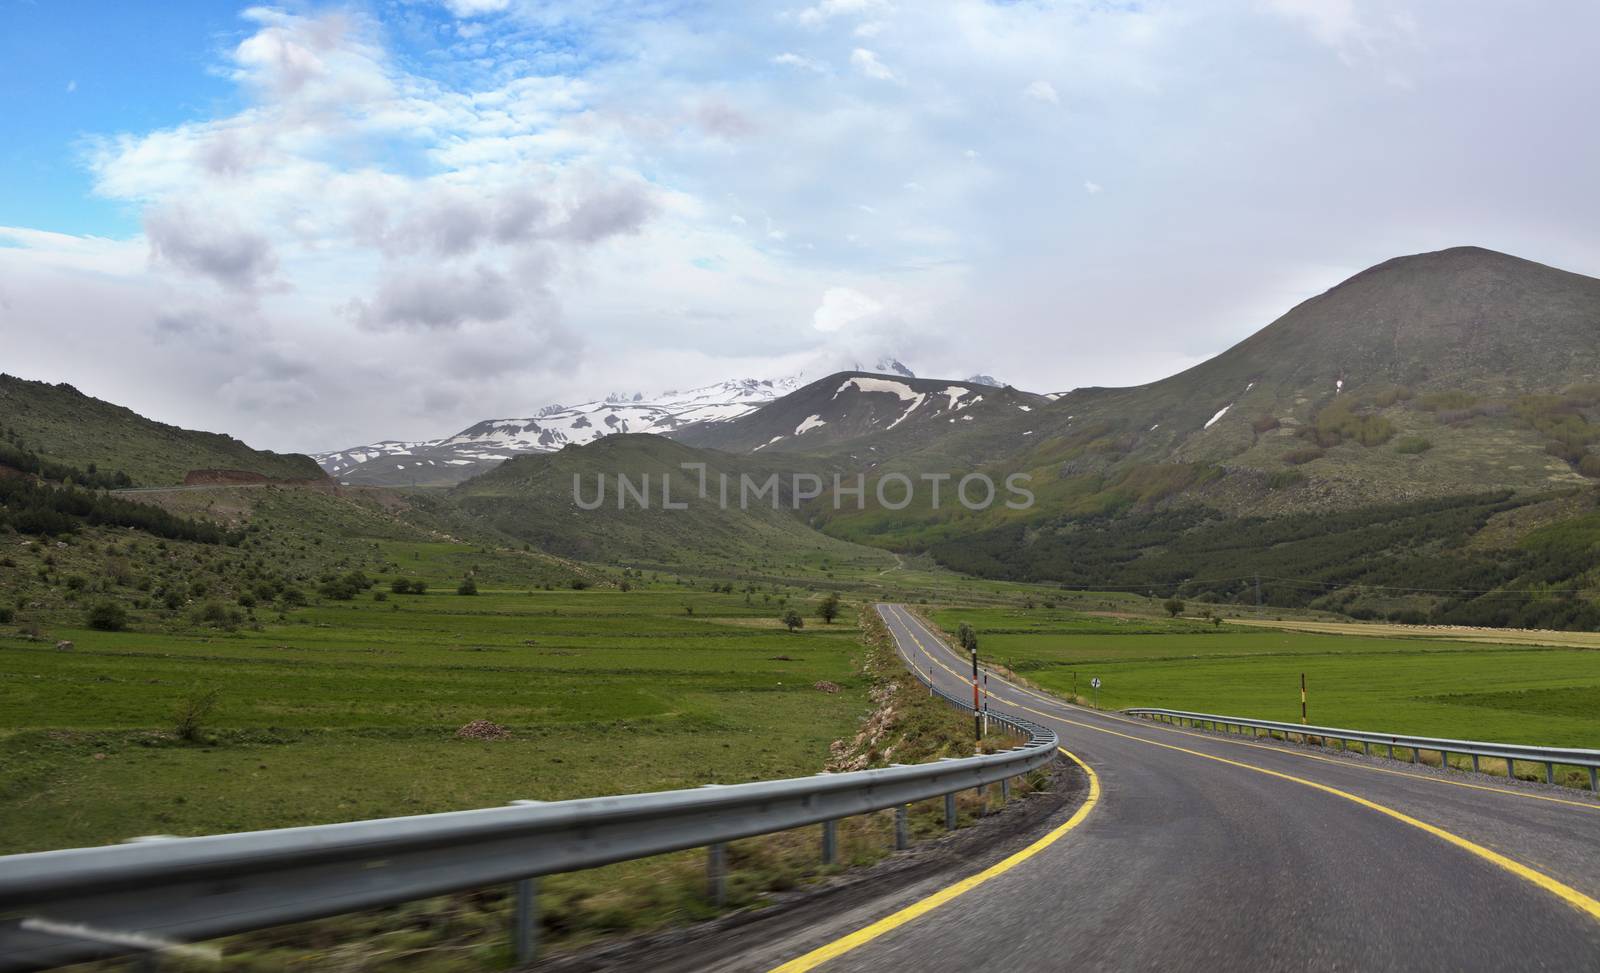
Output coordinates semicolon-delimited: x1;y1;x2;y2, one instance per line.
964;374;1003;388
862;356;915;378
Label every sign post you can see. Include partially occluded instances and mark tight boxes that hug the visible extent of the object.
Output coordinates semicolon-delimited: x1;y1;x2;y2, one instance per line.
1091;676;1101;710
971;649;981;741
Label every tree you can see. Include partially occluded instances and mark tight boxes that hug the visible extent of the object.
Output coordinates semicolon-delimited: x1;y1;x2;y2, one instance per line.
957;622;977;653
818;592;841;624
457;577;479;596
1211;615;1223;629
782;609;804;632
1163;597;1185;618
86;601;127;632
390;578;412;594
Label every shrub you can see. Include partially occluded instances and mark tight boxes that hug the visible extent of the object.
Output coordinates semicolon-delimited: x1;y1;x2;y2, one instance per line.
1394;436;1433;455
1267;470;1306;489
1163;597;1185;617
411;580;428;595
570;578;590;590
818;592;841;624
390;578;413;594
457;577;479;596
782;609;804;631
173;687;220;743
1579;454;1600;479
1283;447;1325;466
279;587;307;607
1372;385;1412;408
1419;390;1478;412
86;601;127;631
0;606;12;624
1251;415;1281;434
193;600;244;630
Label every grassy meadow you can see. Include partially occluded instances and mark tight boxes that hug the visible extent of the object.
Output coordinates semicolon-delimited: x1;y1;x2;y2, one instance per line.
929;605;1600;749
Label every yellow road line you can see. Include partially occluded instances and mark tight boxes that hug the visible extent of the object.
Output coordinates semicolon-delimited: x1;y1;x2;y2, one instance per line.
1049;715;1600;922
886;605;1600;813
767;747;1101;973
882;605;1600;924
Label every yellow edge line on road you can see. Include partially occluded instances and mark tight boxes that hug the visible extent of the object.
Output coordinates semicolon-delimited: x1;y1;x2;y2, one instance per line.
1055;716;1600;921
883;605;1600;924
890;605;1600;813
767;747;1100;973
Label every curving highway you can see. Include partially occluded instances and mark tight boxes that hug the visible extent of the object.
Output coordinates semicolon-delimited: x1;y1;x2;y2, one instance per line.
775;604;1600;971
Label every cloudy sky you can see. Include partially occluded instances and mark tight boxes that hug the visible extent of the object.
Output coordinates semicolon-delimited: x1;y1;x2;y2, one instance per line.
2;1;1598;453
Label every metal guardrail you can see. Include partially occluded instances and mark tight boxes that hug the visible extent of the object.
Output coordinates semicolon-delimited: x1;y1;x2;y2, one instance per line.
0;699;1054;971
1125;707;1600;792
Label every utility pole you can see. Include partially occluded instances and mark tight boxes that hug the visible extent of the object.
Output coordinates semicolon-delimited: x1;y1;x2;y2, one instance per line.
982;671;990;734
971;648;981;741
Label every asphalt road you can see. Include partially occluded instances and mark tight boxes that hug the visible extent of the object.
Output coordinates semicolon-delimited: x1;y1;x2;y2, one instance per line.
833;603;1600;972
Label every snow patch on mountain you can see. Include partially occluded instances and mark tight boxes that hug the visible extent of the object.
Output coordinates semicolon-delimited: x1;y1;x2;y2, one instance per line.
315;374;806;484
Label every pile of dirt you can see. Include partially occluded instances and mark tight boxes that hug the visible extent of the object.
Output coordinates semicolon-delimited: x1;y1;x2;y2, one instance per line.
813;680;842;694
454;720;511;741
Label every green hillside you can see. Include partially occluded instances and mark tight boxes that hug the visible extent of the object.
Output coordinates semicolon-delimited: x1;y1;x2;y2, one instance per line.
452;434;893;570
0;374;324;486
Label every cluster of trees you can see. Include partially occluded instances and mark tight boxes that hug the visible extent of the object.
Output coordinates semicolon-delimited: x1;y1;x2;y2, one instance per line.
932;491;1600;630
0;437;133;489
0;477;234;544
390;578;430;594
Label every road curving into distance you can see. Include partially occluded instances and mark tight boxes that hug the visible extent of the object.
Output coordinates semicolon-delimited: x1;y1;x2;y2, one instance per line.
770;604;1600;972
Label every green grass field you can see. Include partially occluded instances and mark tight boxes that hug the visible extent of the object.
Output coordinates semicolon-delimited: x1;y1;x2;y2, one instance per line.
0;583;876;855
930;606;1600;748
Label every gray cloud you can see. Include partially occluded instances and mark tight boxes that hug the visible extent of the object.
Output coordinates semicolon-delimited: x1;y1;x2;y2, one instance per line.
555;185;657;244
352;264;517;331
145;206;278;291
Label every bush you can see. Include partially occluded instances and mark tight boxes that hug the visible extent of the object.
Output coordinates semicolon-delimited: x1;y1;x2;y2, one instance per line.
1251;415;1281;434
457;577;479;596
1579;454;1600;479
782;608;804;631
1372;385;1412;408
85;601;127;631
1419;390;1478;412
279;587;307;607
1394;436;1433;455
1267;470;1306;490
390;578;413;594
173;687;220;743
1163;597;1185;617
193;600;244;630
818;592;841;624
0;606;12;625
570;578;590;590
1283;447;1325;466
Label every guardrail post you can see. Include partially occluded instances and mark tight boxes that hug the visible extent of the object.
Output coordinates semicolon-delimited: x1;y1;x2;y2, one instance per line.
944;792;957;830
1001;777;1011;802
1471;754;1480;774
1545;762;1555;785
707;842;727;906
513;877;539;964
1440;750;1449;771
1505;757;1517;779
895;805;909;850
822;819;838;865
1410;746;1419;765
1589;766;1598;792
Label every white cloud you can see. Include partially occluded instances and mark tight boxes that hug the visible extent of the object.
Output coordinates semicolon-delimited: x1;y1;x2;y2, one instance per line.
813;286;883;333
1084;180;1103;195
850;48;897;82
442;0;510;17
1022;80;1059;104
772;52;828;73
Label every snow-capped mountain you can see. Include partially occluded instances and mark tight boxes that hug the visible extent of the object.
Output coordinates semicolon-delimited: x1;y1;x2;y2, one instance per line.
315;375;806;486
